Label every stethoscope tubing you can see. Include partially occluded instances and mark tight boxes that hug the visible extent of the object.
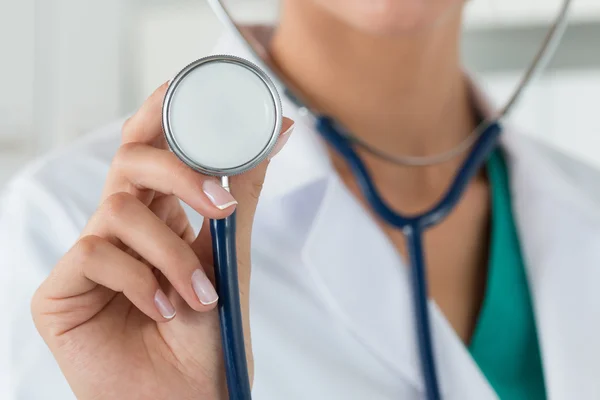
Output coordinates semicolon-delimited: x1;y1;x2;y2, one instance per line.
210;213;253;400
316;117;503;399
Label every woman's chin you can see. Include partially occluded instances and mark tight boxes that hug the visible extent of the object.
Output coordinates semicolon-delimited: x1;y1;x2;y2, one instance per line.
355;16;435;36
325;0;464;36
356;2;427;34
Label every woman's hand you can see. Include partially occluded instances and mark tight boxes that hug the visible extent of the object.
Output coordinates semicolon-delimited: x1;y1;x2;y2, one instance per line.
31;82;294;400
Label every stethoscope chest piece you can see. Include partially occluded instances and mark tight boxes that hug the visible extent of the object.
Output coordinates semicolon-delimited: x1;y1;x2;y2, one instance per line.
162;55;283;400
162;55;282;177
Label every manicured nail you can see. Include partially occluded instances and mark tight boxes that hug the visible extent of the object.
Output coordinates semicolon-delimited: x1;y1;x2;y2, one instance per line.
268;123;295;160
203;180;238;210
154;289;176;319
192;269;219;305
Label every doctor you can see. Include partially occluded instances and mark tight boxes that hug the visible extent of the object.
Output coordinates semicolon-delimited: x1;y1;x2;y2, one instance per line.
2;0;600;399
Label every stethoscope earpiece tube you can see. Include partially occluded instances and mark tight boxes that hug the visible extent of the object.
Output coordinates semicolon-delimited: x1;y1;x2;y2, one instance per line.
403;224;441;400
210;212;253;400
422;121;503;229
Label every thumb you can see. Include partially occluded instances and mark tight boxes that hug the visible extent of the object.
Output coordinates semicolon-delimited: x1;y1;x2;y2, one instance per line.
229;117;295;236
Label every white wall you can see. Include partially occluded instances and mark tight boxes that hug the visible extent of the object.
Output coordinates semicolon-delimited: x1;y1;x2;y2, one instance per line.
132;2;225;108
0;0;35;147
0;0;135;186
33;0;128;149
132;0;277;106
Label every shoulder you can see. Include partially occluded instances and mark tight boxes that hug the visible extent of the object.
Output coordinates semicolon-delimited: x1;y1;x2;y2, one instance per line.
6;119;124;209
0;119;124;270
504;131;600;210
3;118;124;218
0;120;124;399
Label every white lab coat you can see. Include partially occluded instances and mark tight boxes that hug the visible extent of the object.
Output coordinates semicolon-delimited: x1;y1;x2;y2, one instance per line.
2;33;600;400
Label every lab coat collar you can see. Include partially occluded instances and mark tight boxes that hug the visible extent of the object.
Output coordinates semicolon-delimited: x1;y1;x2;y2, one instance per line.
502;133;600;399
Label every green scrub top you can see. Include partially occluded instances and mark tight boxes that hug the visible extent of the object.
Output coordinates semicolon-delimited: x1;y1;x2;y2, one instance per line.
468;149;547;399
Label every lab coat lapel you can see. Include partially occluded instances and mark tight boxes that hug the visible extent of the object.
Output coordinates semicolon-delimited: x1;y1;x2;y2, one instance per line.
301;172;497;398
505;132;600;399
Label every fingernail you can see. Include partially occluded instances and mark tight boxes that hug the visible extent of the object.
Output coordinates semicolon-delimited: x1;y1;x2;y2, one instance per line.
203;180;238;210
192;269;219;305
268;123;295;160
154;289;176;319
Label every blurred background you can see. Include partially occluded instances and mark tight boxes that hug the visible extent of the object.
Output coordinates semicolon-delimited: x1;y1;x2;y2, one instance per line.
1;0;600;191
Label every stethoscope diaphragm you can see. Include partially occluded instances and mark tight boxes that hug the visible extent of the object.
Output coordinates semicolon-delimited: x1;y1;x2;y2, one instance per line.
163;55;282;177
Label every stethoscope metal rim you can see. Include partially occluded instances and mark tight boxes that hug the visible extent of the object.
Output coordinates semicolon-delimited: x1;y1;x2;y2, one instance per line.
162;54;283;177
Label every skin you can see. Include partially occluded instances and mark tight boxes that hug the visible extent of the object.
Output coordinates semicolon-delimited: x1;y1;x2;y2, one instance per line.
32;0;488;398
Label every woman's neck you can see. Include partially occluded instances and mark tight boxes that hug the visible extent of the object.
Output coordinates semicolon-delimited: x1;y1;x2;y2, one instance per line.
270;2;491;339
270;1;479;208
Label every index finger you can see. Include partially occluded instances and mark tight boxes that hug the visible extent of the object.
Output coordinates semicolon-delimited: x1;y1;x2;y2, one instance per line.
122;81;170;146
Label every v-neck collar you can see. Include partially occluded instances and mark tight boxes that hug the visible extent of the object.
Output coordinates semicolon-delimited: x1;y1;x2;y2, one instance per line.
469;149;547;398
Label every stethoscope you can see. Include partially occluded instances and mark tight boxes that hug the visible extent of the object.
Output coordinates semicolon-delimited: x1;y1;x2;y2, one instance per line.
162;1;573;399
